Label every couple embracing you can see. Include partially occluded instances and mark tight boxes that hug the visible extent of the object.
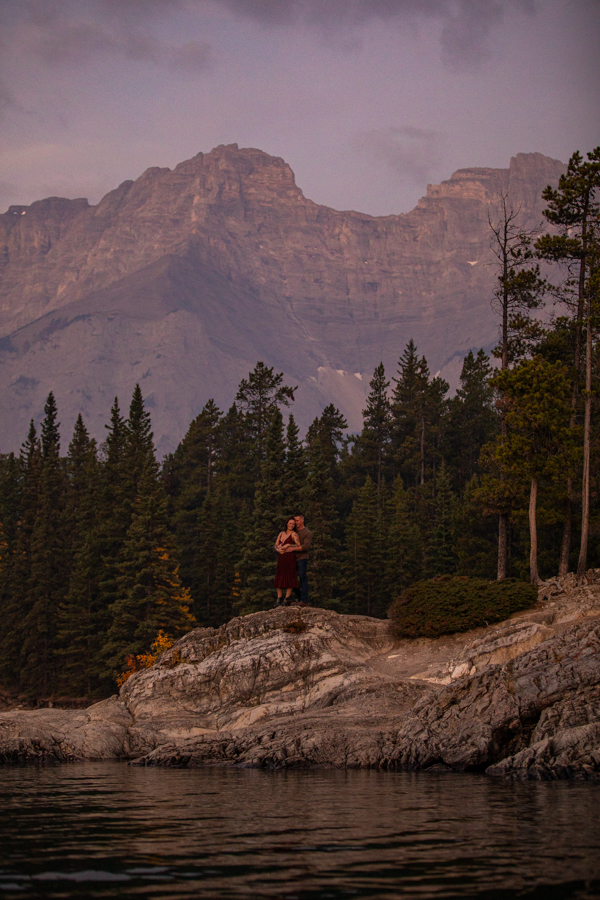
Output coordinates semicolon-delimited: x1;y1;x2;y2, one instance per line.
274;514;312;607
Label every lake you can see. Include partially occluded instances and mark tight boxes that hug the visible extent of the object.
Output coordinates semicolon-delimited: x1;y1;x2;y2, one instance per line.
1;763;599;899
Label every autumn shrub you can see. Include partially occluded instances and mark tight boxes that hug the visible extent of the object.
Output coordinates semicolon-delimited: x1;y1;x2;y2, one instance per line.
116;630;175;687
387;575;537;639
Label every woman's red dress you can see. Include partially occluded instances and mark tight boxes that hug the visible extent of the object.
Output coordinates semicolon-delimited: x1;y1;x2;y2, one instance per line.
274;534;299;588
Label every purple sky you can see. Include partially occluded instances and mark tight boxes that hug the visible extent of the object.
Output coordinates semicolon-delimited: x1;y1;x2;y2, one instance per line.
1;0;598;217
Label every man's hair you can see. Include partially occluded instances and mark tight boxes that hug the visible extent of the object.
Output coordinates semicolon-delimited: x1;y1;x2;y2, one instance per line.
294;513;305;519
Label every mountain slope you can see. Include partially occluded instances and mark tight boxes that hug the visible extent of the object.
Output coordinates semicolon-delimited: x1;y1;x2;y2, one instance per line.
0;145;565;453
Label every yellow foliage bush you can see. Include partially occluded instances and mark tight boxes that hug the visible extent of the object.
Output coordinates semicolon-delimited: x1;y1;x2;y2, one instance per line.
116;630;175;687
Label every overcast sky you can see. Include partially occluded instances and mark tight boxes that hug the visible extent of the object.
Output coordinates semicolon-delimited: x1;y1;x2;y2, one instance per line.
0;0;598;216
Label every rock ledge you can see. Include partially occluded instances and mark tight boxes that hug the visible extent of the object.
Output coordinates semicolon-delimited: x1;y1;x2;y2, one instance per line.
1;577;599;779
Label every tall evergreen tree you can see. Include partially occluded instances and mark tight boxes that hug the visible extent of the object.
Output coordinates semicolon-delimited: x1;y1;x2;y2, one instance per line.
164;400;224;599
492;357;577;584
454;476;499;579
360;362;391;493
283;414;306;514
56;416;103;696
21;397;66;698
383;477;422;598
236;409;286;614
103;463;196;676
96;398;131;625
217;403;256;502
536;147;600;575
342;476;385;617
192;483;238;626
391;340;448;487
426;462;457;577
235;362;296;463
0;451;26;690
488;196;547;579
447;350;497;492
41;391;60;457
301;432;338;606
123;384;157;496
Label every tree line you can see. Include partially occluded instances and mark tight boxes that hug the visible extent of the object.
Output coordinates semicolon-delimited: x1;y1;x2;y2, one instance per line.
0;146;598;702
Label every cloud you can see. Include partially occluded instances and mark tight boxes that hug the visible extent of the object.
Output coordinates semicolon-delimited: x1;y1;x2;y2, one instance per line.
0;0;537;74
352;126;444;184
213;0;536;69
170;40;214;73
439;0;506;71
0;1;213;71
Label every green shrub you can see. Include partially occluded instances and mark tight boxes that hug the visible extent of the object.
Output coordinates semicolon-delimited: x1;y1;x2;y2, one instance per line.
388;575;537;639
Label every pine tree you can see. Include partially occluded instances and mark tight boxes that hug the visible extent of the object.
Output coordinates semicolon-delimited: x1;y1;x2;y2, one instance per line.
426;462;457;577
164;399;223;503
193;483;238;626
41;391;60;457
21;397;66;699
99;386;158;630
164;400;224;599
103;464;196;676
235;362;296;463
283;414;306;514
306;405;348;470
360;362;391;492
96;398;131;627
384;477;422;599
56;416;103;696
123;384;157;497
236;409;286;614
391;340;448;487
209;486;238;626
343;476;385;617
217;403;255;502
492;357;578;584
301;433;339;606
446;350;497;492
454;477;499;579
536;147;600;576
0;451;26;690
488;195;548;579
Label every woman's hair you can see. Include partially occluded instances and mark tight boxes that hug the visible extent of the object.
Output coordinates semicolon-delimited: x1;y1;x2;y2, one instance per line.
283;517;297;531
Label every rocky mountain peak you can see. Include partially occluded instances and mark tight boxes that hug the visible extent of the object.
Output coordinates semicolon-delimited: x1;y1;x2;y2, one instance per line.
0;145;565;454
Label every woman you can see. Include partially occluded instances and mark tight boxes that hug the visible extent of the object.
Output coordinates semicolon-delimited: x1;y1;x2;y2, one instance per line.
274;517;301;606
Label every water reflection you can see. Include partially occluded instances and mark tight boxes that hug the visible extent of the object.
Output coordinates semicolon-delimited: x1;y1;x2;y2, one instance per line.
0;764;599;898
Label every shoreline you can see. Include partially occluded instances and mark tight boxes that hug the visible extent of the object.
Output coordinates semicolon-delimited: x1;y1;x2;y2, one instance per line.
1;573;599;780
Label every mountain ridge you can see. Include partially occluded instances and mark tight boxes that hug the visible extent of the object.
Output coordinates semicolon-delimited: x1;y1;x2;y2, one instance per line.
0;144;565;454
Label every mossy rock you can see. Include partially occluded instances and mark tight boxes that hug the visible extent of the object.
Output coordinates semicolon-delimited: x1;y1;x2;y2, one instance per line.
388;575;537;639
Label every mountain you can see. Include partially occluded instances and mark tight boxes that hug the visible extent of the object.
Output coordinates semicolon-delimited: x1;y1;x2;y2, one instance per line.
0;145;565;454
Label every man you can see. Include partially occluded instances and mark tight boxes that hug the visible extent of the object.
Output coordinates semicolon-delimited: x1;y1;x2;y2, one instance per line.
293;514;312;607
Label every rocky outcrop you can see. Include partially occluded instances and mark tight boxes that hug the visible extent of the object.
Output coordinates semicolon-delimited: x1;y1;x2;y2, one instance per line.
1;573;598;778
0;145;565;452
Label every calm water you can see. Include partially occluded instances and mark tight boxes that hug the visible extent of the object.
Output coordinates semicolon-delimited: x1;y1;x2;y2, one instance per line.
0;763;599;899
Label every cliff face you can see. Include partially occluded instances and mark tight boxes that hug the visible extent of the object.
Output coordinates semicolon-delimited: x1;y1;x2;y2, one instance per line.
0;145;565;452
1;574;599;779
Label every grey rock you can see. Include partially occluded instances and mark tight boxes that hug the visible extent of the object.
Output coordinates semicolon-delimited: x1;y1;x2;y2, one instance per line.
0;697;132;762
1;580;598;779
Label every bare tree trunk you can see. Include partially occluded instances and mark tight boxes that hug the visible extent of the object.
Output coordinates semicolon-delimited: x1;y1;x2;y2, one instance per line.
529;477;540;585
577;307;593;577
497;412;509;580
498;513;508;580
558;486;572;576
420;417;425;485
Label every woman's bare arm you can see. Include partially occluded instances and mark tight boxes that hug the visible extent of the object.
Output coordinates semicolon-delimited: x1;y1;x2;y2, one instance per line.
282;533;301;552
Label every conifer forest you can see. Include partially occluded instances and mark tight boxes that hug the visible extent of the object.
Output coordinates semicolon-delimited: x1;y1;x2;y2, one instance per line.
1;147;599;702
